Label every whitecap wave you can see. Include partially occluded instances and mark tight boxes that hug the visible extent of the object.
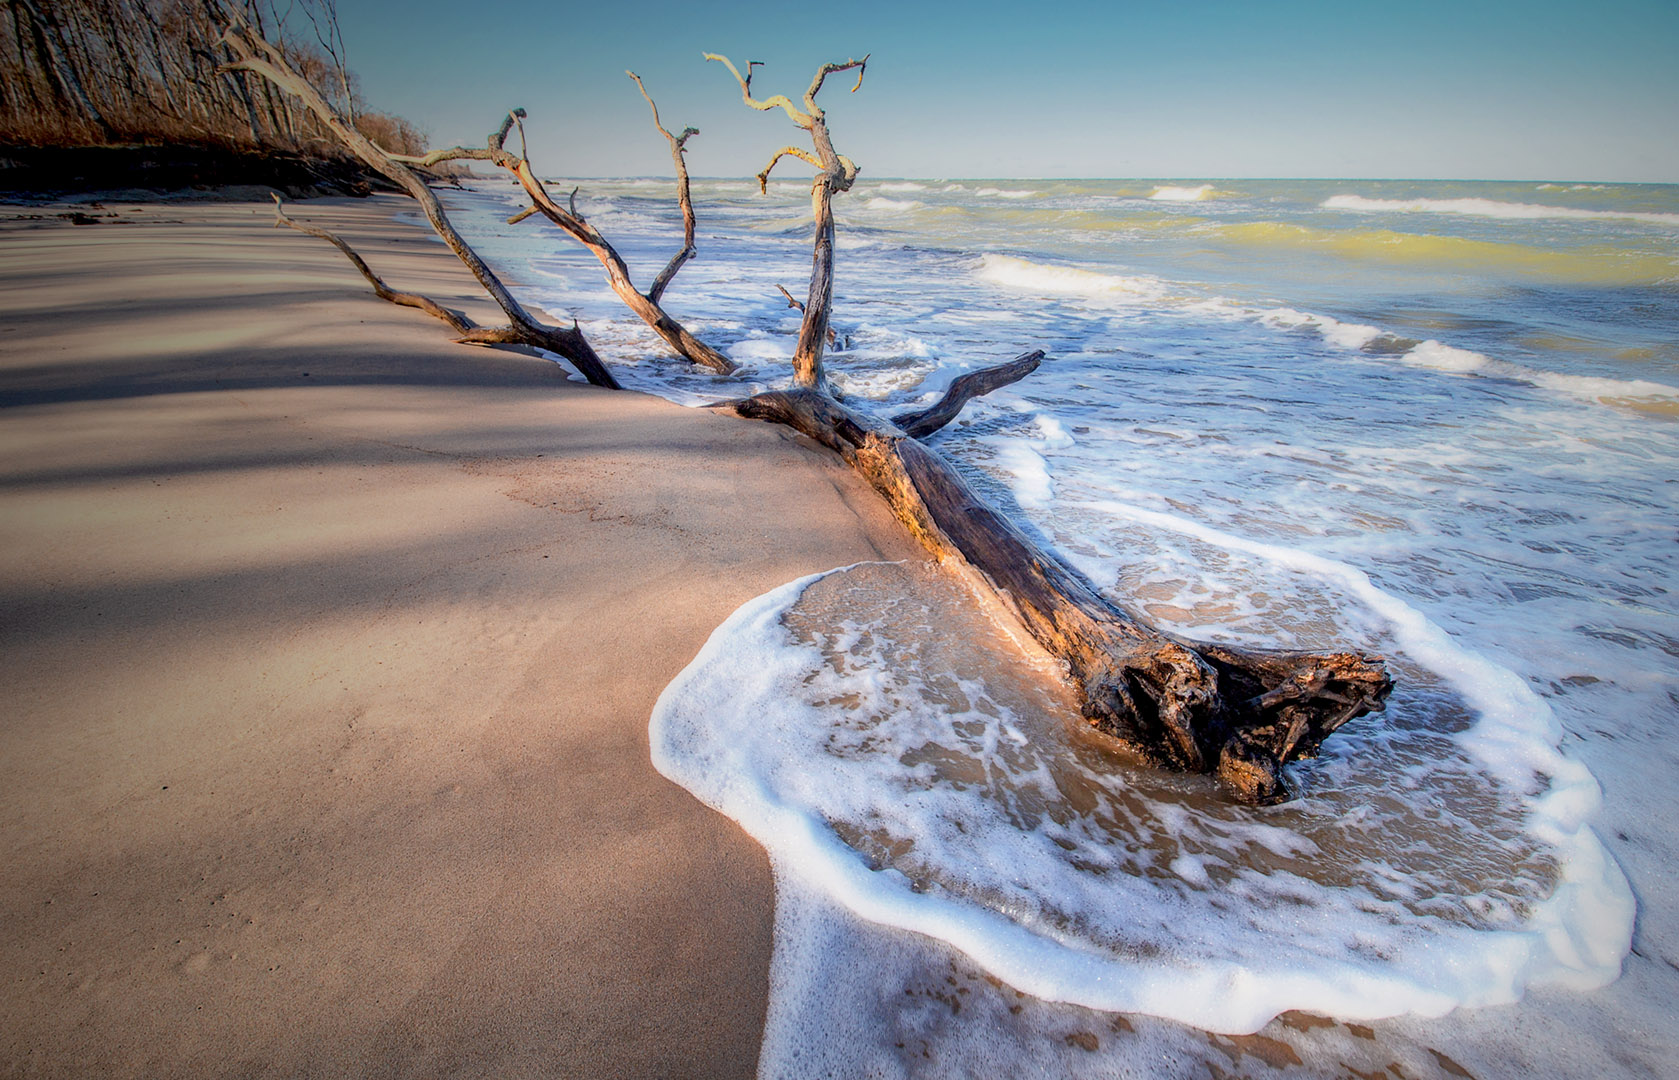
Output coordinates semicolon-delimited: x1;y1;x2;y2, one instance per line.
1260;309;1679;405
1150;184;1216;202
1324;194;1679;227
977;253;1169;302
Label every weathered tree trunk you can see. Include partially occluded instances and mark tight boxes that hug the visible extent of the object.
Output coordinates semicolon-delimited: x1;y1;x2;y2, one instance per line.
707;52;864;391
707;53;1391;802
725;387;1390;803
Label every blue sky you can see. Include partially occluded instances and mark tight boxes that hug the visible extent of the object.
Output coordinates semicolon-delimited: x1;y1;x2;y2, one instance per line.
331;0;1679;181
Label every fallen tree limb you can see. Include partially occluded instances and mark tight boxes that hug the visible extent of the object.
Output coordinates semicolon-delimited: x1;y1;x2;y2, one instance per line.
270;194;473;336
892;350;1044;438
225;21;737;380
219;23;621;389
723;387;1390;803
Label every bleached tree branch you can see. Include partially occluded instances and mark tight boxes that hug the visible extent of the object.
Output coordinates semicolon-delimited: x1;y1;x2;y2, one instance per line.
628;70;703;307
755;145;823;192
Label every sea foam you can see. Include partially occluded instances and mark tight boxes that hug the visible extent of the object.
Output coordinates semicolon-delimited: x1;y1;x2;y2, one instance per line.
650;552;1632;1041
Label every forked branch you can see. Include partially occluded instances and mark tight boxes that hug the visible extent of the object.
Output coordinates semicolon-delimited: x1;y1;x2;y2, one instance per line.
709;50;865;390
412;102;736;375
218;20;619;388
704;53;812;128
271;194;472;336
803;54;869;114
628;70;703;307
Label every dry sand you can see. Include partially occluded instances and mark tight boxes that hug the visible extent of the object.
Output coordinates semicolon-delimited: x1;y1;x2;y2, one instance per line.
0;195;923;1077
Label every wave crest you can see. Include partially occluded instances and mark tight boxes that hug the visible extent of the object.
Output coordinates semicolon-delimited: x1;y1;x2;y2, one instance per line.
1324;194;1679;228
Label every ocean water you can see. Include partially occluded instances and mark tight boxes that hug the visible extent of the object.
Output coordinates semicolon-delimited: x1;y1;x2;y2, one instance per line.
432;177;1677;1075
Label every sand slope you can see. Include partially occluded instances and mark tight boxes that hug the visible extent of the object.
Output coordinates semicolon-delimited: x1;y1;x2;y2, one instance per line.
0;196;922;1078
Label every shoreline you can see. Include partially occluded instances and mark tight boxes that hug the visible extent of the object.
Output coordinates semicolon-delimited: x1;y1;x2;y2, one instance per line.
0;193;923;1076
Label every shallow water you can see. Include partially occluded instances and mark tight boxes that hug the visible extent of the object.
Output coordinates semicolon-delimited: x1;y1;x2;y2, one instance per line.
434;175;1677;1074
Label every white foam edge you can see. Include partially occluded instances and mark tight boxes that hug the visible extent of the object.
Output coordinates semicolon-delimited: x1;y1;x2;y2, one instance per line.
1073;497;1635;983
650;548;1634;1035
1256;309;1679;404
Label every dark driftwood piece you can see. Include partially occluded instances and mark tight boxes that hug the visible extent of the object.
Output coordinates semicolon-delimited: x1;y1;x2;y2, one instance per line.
707;55;1390;802
775;284;838;347
726;388;1391;802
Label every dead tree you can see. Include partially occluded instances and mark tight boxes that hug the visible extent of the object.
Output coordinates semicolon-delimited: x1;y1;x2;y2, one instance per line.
704;53;865;392
232;17;1390;802
705;53;1392;803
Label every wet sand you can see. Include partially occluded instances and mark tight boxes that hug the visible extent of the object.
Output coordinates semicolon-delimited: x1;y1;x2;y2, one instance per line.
0;195;922;1077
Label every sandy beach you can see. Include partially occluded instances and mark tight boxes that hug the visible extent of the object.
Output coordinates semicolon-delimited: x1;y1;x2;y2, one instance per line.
0;194;922;1077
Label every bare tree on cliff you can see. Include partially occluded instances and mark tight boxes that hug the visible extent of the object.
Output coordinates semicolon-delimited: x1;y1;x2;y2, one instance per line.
221;21;1392;804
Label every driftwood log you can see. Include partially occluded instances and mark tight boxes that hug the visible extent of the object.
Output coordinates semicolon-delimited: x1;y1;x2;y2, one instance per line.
230;22;1391;803
704;52;1391;803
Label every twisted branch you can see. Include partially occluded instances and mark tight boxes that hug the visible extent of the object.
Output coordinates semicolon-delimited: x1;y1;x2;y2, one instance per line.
704;53;812;128
756;145;823;192
803;54;869;114
629;70;702;307
270;194;474;336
